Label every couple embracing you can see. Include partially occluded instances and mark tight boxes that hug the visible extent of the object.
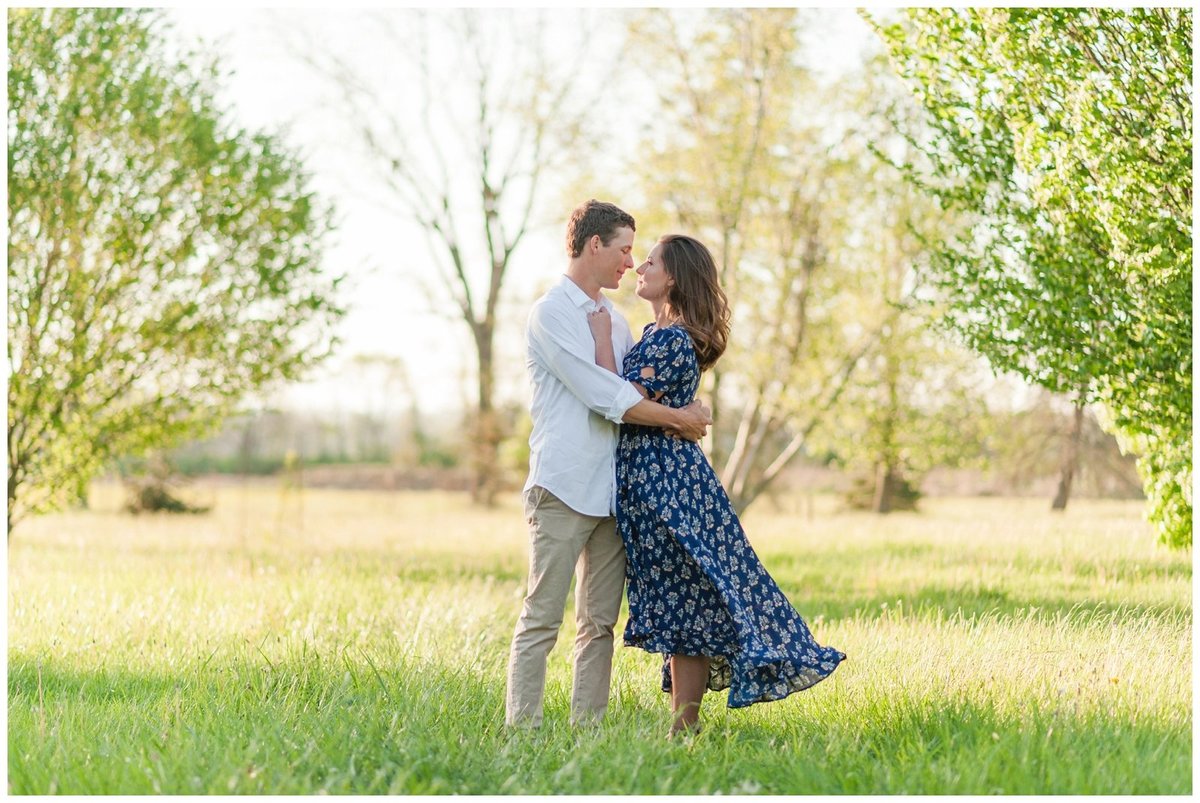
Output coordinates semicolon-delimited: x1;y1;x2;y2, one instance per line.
506;200;844;737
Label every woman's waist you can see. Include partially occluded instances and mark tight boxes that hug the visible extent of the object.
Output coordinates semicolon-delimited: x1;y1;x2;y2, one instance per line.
619;423;688;439
617;427;707;454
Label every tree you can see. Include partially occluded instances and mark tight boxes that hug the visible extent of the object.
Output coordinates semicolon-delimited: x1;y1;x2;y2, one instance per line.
808;164;992;513
625;8;802;469
623;8;851;510
623;10;977;513
784;55;995;515
292;9;613;505
872;8;1191;546
7;9;344;532
982;389;1143;500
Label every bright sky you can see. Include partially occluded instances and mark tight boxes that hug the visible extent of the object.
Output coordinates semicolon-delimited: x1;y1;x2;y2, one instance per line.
165;8;877;418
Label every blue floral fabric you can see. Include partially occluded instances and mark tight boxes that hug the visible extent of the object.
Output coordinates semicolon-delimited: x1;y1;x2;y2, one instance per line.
616;323;845;708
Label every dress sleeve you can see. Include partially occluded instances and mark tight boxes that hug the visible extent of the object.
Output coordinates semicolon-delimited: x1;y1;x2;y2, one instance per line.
623;328;693;398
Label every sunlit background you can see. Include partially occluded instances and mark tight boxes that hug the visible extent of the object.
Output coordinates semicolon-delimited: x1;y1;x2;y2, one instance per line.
164;7;874;413
116;7;1123;511
7;7;1190;794
10;6;1188;531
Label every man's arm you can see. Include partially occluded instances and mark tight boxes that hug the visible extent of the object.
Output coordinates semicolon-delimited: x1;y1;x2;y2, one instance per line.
622;397;711;441
584;307;711;441
528;303;646;424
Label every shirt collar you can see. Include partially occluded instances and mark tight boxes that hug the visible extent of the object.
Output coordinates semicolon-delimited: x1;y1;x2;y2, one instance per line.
559;274;613;310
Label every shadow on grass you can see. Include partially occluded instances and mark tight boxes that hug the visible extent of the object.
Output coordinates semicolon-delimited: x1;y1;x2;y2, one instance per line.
8;652;1190;795
774;582;1193;627
9;651;504;795
755;544;1192;626
701;693;1190;795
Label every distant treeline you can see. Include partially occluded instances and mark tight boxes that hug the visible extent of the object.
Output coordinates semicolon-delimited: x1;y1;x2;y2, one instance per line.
156;398;1140;502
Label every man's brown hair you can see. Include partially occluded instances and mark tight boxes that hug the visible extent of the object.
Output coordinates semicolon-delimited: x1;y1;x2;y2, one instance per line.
566;199;636;258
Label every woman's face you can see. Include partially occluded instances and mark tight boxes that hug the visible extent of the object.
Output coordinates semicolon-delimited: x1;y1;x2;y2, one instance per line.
635;242;674;303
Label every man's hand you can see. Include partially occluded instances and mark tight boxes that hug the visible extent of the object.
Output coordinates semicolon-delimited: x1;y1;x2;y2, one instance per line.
667;399;712;443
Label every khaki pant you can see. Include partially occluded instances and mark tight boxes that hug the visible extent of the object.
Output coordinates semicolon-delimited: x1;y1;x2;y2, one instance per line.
505;486;626;727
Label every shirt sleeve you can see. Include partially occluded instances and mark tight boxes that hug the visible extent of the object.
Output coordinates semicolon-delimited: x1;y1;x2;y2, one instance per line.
622;327;692;398
528;303;644;424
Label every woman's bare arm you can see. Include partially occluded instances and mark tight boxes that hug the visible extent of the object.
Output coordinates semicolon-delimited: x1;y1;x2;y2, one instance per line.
587;308;619;373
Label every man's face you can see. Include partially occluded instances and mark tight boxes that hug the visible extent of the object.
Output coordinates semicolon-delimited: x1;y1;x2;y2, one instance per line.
593;226;635;290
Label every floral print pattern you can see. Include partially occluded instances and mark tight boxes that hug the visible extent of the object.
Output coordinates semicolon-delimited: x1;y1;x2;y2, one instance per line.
617;323;845;708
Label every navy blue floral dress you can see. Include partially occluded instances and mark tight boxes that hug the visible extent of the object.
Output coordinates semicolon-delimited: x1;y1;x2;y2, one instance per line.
616;323;845;708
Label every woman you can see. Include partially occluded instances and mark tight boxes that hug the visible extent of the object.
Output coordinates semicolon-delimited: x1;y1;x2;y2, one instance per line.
587;234;845;737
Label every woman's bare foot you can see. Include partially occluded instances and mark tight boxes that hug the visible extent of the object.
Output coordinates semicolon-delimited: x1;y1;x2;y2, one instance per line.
667;720;702;740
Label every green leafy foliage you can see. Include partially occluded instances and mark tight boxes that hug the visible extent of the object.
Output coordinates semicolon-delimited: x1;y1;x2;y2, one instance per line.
872;8;1192;546
7;8;345;530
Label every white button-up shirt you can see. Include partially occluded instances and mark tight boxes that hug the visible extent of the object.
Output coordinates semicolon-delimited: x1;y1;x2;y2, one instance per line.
524;275;644;516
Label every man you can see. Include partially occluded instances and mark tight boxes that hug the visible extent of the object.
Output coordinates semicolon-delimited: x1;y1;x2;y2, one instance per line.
506;199;712;728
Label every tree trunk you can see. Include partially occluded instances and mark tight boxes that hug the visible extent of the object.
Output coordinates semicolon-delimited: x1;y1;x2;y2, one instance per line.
1051;401;1085;511
470;325;500;506
873;344;900;515
873;461;897;514
708;367;724;466
708;226;733;468
8;421;20;537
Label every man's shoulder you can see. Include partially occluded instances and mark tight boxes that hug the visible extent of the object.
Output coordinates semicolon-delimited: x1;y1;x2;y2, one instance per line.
527;285;579;341
529;286;569;320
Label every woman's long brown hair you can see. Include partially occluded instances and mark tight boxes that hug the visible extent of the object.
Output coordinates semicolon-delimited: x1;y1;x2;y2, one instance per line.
659;234;731;372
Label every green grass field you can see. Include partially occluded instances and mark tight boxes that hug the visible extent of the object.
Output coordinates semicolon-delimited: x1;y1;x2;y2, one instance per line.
7;484;1192;794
